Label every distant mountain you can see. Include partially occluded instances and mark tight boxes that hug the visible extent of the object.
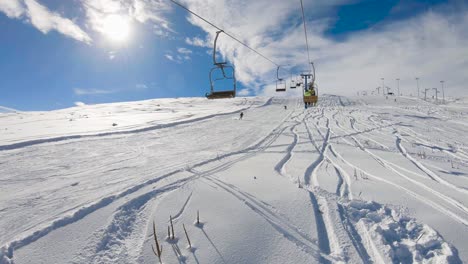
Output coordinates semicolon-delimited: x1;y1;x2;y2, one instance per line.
0;106;18;113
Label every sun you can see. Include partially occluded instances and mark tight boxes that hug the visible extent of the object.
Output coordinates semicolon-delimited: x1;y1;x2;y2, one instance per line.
101;14;131;43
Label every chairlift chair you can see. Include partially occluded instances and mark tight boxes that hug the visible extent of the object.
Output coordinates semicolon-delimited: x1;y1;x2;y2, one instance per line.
206;30;237;99
290;79;296;89
296;76;302;87
303;63;318;108
276;66;287;92
289;74;296;89
290;81;296;89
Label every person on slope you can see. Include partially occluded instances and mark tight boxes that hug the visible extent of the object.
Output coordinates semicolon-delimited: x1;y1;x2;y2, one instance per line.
240;112;244;120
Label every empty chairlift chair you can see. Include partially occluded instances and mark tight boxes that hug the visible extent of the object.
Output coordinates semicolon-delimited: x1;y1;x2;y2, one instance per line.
206;31;237;99
276;66;287;92
290;77;296;89
290;81;296;89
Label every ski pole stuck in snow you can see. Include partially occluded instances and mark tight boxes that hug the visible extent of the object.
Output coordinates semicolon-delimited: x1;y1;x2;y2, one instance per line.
151;221;163;263
183;224;192;249
170;215;175;240
195;210;204;228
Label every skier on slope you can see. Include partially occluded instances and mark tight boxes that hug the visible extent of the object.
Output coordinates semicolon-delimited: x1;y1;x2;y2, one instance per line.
240;112;244;120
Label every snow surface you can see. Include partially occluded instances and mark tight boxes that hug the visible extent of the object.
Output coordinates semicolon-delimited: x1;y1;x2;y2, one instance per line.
0;95;467;263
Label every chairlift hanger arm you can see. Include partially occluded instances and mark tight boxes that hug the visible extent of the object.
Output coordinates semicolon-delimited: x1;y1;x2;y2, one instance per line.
213;30;225;65
276;65;293;81
311;62;316;84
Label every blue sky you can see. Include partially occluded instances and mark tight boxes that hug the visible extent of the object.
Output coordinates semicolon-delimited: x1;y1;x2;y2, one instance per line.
0;0;466;111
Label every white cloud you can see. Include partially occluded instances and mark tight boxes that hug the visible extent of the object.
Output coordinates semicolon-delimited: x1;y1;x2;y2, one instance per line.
83;0;174;39
0;0;24;18
177;47;192;55
179;0;468;96
136;83;148;89
237;89;250;96
108;51;116;60
0;0;91;43
74;88;116;95
74;83;149;96
174;47;193;61
165;51;191;63
315;11;468;97
165;54;176;62
24;0;91;43
131;0;172;25
1;0;175;43
185;36;209;47
74;101;86;106
153;28;170;37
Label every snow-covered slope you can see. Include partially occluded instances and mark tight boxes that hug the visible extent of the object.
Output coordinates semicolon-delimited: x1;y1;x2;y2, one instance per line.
0;97;266;147
1;95;467;263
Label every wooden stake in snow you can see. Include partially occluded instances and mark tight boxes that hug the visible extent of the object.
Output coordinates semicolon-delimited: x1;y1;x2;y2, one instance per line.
416;231;425;243
170;215;175;240
167;226;171;238
151;221;163;263
197;210;200;225
183;224;192;249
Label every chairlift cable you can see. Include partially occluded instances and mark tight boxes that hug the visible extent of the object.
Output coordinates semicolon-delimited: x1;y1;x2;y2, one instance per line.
299;0;312;72
168;0;280;67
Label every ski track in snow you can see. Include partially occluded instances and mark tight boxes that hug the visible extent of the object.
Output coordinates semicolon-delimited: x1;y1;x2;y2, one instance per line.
270;100;364;263
273;119;301;179
304;105;364;263
328;115;468;225
1;95;466;263
351;135;468;222
396;134;468;195
1;99;295;263
201;176;335;262
298;96;462;263
171;192;193;222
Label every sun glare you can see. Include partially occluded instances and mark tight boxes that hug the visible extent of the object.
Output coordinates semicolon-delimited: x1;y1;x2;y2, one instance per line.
102;15;131;43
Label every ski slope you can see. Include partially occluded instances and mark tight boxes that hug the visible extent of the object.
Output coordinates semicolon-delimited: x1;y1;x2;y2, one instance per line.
1;95;467;263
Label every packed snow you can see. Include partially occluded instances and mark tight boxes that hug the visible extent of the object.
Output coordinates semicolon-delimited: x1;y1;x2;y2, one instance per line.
0;95;467;263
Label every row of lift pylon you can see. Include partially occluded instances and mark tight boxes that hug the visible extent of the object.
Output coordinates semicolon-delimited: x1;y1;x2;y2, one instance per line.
205;31;318;107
